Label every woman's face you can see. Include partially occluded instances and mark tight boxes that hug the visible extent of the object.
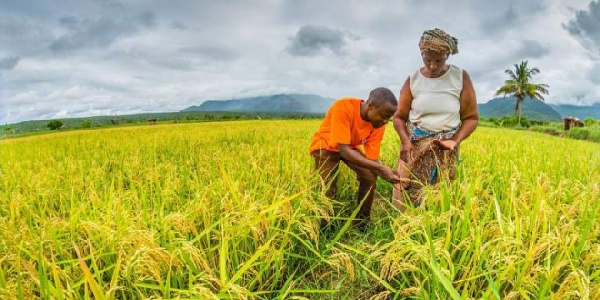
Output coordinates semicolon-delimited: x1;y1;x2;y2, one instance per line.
422;50;449;77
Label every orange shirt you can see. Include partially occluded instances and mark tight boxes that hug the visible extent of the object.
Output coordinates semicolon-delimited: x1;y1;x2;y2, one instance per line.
309;98;385;160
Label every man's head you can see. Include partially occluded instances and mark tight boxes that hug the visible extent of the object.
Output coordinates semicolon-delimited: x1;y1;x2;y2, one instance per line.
365;87;397;128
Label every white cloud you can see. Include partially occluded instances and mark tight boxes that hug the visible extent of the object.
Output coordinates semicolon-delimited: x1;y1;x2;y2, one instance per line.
1;0;599;124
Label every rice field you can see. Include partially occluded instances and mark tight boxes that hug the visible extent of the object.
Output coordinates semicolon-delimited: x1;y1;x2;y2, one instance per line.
0;120;599;299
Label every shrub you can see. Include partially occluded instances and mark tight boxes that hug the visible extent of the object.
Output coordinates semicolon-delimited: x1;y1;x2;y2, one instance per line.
81;120;92;129
567;127;600;142
530;125;561;136
47;120;64;130
530;119;549;126
584;117;597;127
494;116;532;128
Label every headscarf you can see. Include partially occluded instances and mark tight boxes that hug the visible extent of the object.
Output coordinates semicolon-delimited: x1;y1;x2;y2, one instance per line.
419;28;458;55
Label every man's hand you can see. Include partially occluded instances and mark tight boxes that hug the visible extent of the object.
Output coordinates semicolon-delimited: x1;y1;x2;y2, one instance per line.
434;139;458;151
377;166;400;183
337;144;411;189
377;166;410;188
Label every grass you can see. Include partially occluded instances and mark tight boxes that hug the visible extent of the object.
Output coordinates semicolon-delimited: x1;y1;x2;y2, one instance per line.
480;116;600;144
0;120;599;299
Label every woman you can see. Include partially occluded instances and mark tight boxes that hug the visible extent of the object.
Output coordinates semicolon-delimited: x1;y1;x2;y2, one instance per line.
392;28;479;211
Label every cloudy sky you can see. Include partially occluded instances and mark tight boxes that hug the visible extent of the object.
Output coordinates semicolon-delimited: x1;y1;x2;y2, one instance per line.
1;0;599;124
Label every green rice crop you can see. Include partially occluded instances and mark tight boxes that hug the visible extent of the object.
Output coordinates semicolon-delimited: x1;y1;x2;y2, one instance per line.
0;120;598;299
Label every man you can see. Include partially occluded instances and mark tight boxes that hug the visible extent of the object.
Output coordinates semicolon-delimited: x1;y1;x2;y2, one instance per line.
309;87;405;228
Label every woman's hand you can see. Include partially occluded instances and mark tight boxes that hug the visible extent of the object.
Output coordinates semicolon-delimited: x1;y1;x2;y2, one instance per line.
400;142;413;162
434;139;458;150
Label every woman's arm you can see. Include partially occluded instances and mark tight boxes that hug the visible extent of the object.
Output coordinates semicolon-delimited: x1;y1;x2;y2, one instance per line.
452;70;479;144
393;77;414;161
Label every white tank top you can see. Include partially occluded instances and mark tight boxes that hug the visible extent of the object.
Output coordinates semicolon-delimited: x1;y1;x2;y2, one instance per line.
409;64;462;131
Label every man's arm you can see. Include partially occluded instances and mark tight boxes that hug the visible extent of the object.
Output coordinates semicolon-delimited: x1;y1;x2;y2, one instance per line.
338;144;401;184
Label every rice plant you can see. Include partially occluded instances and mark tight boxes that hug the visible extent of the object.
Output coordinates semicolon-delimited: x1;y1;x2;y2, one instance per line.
0;120;598;299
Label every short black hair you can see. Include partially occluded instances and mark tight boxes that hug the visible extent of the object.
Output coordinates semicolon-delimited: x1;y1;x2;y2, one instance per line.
368;87;397;107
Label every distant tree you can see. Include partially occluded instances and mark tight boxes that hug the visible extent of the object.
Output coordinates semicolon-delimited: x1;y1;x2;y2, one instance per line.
111;114;120;125
495;60;549;125
81;120;92;129
2;125;12;137
47;120;64;130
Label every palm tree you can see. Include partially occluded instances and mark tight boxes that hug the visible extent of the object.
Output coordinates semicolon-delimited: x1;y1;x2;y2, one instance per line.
495;60;549;125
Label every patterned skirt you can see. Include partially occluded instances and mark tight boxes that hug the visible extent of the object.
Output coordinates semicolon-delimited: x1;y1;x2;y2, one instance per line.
392;123;459;208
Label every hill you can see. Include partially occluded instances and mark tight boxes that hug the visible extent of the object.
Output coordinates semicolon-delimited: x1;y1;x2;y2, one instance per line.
549;103;600;120
4;111;323;137
182;94;335;113
189;94;580;122
7;94;598;137
478;97;562;121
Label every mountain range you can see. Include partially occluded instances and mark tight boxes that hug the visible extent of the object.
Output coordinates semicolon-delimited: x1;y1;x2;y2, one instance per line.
548;103;600;120
478;97;563;121
182;94;335;114
183;94;600;121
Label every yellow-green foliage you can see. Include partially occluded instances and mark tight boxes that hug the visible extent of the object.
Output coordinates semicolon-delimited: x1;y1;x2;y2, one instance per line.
0;121;599;299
